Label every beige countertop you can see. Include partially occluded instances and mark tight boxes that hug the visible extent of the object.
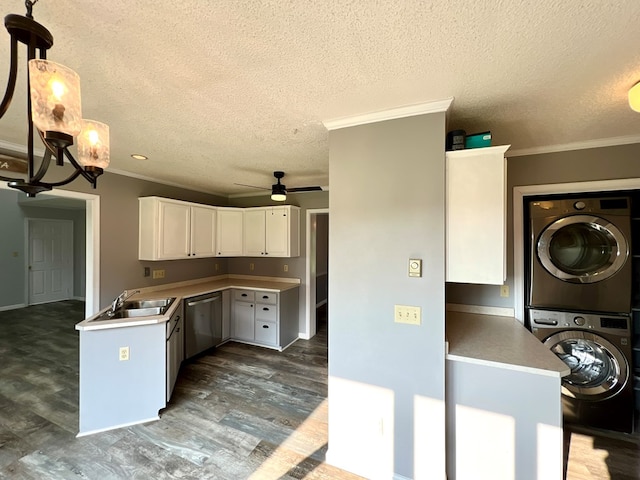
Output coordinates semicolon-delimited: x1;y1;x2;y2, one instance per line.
446;311;570;378
76;275;300;332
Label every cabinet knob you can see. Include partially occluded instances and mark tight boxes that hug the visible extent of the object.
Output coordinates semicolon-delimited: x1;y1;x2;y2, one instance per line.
262;324;269;329
263;307;269;311
241;293;247;297
262;295;268;299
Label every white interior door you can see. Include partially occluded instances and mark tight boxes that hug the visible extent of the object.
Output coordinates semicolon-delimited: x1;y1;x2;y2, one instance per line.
28;219;73;305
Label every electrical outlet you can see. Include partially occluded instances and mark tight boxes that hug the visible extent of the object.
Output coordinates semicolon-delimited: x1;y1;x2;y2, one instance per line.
119;346;130;361
500;285;509;297
144;267;150;277
283;264;288;272
152;269;165;279
394;305;421;325
250;263;255;271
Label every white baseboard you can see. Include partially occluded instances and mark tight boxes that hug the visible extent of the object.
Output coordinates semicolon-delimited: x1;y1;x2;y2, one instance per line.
76;415;160;437
0;303;26;312
73;296;86;301
298;332;311;340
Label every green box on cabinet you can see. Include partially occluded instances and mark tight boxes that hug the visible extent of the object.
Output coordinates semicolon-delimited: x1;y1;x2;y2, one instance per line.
464;131;492;149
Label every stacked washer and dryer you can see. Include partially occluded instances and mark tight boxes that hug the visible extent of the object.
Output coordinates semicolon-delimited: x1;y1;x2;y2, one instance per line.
526;196;635;434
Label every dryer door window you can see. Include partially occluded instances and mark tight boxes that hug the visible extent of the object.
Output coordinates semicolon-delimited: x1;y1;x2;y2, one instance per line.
537;215;628;284
544;330;628;401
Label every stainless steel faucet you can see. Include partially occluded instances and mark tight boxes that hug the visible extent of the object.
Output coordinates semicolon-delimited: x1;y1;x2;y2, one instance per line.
111;289;140;313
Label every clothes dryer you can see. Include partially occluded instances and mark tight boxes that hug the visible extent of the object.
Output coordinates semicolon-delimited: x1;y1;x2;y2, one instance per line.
529;308;634;433
529;196;632;314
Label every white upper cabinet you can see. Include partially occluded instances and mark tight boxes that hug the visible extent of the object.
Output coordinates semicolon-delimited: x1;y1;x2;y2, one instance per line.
139;197;217;260
446;145;509;285
216;207;244;257
243;206;300;257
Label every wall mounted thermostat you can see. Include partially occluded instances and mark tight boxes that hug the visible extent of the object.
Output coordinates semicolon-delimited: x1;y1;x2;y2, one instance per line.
409;259;422;277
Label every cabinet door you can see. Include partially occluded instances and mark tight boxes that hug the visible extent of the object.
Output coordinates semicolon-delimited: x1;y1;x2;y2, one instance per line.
158;201;191;259
265;207;289;257
446;145;509;284
216;208;244;256
190;206;216;257
233;301;255;340
221;290;231;342
243;209;266;256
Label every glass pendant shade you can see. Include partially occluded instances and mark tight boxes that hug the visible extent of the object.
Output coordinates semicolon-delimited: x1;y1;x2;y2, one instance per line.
28;59;82;137
78;120;110;169
630;82;640;113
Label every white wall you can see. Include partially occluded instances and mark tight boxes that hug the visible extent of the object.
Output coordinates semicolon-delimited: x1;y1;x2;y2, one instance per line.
327;112;447;479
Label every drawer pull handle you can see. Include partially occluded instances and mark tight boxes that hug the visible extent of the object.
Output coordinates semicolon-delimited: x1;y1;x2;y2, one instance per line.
241;293;248;297
262;295;269;299
262;307;269;311
262;325;269;329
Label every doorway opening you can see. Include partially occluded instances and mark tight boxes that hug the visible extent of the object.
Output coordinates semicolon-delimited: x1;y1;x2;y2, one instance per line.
0;184;100;318
305;208;329;339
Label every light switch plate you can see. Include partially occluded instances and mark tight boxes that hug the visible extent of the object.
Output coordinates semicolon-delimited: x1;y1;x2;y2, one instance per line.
409;259;422;277
394;305;421;325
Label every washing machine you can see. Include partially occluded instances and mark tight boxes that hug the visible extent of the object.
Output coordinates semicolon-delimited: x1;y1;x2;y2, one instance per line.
529;196;632;314
530;308;634;433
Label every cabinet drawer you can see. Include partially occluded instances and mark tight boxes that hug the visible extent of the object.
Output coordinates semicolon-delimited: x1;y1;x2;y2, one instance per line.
255;321;277;345
255;303;277;322
255;292;277;304
234;290;255;302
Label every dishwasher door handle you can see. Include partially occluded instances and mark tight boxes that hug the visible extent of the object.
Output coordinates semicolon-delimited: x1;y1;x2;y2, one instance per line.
187;295;221;307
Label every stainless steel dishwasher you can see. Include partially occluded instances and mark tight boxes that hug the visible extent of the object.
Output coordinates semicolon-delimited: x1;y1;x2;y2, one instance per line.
185;291;222;358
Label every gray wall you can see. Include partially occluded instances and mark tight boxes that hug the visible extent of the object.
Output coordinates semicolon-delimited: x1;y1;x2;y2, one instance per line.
41;169;230;310
328;112;446;478
0;190;27;308
228;190;329;333
445;142;640;308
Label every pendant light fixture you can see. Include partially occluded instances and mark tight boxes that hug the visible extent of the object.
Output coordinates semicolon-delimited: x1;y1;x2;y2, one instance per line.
0;1;109;197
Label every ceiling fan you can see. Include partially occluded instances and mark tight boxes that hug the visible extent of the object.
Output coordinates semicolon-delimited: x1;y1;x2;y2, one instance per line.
235;171;322;201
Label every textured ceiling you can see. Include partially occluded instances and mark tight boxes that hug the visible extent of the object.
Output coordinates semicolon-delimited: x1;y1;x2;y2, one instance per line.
1;0;640;196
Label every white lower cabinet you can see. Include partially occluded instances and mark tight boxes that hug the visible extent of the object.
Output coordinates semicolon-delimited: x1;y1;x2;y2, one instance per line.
231;288;299;350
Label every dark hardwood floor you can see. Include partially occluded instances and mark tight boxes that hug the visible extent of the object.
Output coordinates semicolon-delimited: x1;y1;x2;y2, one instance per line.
0;300;361;479
1;301;638;479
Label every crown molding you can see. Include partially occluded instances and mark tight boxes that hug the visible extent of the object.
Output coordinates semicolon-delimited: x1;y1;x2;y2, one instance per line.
0;139;45;158
323;98;454;131
507;134;640;157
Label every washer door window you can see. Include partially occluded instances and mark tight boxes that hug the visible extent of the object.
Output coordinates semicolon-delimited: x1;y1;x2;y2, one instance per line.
544;330;628;401
537;215;628;284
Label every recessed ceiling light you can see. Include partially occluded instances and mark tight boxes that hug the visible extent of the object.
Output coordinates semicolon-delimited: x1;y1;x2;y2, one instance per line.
131;154;148;160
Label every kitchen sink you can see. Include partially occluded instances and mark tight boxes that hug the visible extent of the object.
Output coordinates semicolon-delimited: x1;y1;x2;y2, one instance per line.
91;297;176;322
122;298;175;310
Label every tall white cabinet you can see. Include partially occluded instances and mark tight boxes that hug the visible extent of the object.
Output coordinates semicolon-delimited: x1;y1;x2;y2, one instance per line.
139;197;216;260
445;145;509;285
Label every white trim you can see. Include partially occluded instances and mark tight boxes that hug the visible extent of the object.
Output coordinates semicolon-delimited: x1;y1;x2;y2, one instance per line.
0;139;45;158
513;177;640;324
305;208;329;340
446;303;515;318
0;303;26;312
76;416;160;437
73;296;85;301
393;475;413;480
507;134;640;157
323;98;454;131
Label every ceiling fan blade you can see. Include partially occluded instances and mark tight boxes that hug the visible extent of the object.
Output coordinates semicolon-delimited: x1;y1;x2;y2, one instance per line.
233;182;270;190
287;186;323;193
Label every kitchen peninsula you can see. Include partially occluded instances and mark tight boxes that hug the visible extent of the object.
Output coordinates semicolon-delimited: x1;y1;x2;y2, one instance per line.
75;275;299;437
445;310;570;479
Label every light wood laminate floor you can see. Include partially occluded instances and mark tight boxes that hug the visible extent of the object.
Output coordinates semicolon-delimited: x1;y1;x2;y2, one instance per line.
0;300;361;479
1;301;638;479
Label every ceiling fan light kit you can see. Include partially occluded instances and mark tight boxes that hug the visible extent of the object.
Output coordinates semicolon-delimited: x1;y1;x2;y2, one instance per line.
271;170;287;201
629;81;640;113
0;1;110;197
